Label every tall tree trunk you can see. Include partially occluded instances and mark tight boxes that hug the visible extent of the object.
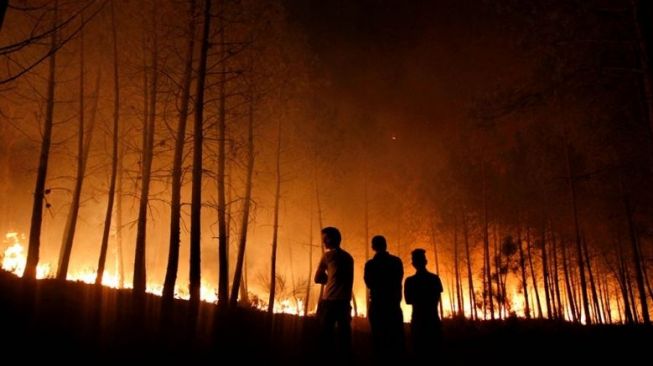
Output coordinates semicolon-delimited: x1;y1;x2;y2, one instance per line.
162;0;197;302
216;1;229;304
116;122;125;288
364;174;370;315
25;1;57;280
517;225;530;318
268;121;282;314
462;210;477;320
582;234;602;323
304;207;313;316
551;231;563;320
315;167;325;300
96;2;121;286
230;95;256;306
482;166;494;319
540;225;551;319
189;0;211;305
561;239;578;322
526;229;542;318
57;15;87;281
430;218;444;319
454;217;463;316
133;1;158;295
620;179;650;324
565;141;591;324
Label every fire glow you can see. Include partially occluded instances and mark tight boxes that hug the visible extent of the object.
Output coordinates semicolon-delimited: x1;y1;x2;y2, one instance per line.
2;230;625;323
1;232;303;315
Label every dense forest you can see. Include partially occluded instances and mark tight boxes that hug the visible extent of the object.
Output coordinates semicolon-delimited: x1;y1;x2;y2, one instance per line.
1;0;652;329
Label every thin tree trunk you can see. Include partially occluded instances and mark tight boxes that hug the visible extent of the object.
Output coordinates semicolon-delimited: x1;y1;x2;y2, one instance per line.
430;218;444;319
304;207;313;316
565;141;591;324
621;181;650;324
454;217;463;316
96;2;120;286
582;234;602;323
315;168;325;300
540;225;551;319
268;121;282;314
216;2;229;304
162;0;196;301
116;121;125;288
517;225;530;318
561;238;577;321
57;15;86;281
482;166;494;320
364;175;370;315
526;229;543;318
230;94;256;306
25;1;57;280
551;231;563;320
133;1;158;295
462;211;477;320
189;0;211;305
627;266;640;322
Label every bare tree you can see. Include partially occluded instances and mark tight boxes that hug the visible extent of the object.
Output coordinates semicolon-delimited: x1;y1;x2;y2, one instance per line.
162;0;197;302
58;15;94;280
96;1;120;286
133;0;159;295
268;120;282;314
24;1;57;280
189;0;212;305
216;1;229;304
230;94;256;306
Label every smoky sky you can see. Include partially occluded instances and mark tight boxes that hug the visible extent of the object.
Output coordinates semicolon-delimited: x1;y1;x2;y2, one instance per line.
282;0;528;155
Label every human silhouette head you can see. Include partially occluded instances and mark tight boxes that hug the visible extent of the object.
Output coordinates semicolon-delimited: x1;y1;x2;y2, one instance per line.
371;235;387;253
321;227;342;249
411;249;428;270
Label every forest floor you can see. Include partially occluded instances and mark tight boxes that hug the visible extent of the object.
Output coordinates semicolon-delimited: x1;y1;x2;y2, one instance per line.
0;269;650;364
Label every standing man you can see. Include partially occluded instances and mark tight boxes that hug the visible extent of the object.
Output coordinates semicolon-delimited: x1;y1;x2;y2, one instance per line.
404;248;443;360
314;226;354;358
364;235;404;360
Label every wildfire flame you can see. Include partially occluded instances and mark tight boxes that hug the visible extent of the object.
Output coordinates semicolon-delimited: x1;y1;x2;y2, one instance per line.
1;231;303;315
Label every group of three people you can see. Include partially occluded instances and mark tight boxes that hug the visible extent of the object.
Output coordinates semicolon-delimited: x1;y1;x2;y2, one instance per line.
314;226;443;360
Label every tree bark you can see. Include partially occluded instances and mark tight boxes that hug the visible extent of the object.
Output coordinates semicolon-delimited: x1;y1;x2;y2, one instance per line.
189;0;211;305
230;94;256;306
526;229;543;318
268;121;282;314
25;1;57;280
540;226;551;319
462;210;477;320
430;218;444;319
162;0;197;302
216;1;229;304
517;225;530;318
564;141;591;324
482;166;494;319
133;0;158;295
621;182;650;323
96;2;120;286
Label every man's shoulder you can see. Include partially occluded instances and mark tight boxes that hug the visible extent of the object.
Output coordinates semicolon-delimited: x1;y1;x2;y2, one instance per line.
405;274;417;283
389;254;403;265
337;248;354;262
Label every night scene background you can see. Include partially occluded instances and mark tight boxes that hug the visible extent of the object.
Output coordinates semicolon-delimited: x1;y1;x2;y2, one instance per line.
0;0;652;364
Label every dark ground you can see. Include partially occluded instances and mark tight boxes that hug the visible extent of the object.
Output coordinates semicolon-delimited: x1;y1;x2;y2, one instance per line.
0;270;650;364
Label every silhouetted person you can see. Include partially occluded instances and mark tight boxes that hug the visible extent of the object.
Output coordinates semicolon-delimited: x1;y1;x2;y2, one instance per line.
314;226;354;361
404;248;443;360
364;235;404;361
